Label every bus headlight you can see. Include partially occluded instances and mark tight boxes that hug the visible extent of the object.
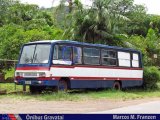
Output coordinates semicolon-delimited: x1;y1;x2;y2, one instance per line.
39;72;46;77
16;72;23;76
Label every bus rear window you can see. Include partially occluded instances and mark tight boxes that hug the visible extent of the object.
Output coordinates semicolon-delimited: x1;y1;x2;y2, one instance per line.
132;53;139;67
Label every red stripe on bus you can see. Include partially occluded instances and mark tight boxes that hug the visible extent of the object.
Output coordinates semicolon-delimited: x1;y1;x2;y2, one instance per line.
15;76;24;79
16;67;49;70
51;65;143;70
16;66;143;71
52;76;143;81
37;77;53;80
15;76;142;81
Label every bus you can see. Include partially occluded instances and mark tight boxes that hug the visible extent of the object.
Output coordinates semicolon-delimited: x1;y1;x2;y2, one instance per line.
15;40;143;93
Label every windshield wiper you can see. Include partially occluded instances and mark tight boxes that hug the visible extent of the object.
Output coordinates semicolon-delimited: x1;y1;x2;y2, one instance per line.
33;53;40;63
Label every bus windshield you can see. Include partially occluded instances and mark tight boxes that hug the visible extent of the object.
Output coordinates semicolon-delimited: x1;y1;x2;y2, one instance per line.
19;44;51;64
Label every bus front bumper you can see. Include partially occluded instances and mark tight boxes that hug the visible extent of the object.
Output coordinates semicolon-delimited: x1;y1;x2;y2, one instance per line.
15;79;58;86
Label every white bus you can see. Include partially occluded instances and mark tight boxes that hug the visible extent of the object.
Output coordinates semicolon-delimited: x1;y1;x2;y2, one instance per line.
15;40;143;93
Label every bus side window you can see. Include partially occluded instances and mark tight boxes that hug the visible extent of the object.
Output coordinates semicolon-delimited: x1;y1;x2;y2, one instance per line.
53;45;72;65
118;51;131;67
62;46;72;61
102;50;117;66
73;47;82;64
83;48;100;65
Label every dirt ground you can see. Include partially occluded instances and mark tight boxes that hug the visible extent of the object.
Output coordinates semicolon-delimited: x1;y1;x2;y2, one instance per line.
0;97;160;113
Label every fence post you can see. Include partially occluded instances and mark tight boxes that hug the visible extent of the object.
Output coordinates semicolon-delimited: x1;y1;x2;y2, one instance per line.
23;84;26;92
14;83;16;90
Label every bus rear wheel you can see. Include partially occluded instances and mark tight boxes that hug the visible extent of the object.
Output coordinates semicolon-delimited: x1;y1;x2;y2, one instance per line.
58;80;68;92
113;81;121;90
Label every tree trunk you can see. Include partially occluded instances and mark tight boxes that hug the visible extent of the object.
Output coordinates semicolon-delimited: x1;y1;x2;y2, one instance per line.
93;34;95;44
68;0;73;13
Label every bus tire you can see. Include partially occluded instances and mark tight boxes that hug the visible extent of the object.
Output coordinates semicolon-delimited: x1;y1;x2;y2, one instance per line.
29;86;43;94
113;81;121;90
58;79;68;92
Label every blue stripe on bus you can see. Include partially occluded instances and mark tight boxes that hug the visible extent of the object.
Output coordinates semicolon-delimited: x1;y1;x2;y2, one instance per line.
16;79;143;88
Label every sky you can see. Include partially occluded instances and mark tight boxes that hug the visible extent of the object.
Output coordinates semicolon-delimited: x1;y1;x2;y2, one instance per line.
20;0;160;15
134;0;160;15
20;0;92;8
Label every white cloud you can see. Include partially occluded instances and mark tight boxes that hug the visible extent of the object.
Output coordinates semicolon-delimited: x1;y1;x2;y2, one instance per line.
20;0;92;8
134;0;160;15
20;0;53;8
20;0;160;15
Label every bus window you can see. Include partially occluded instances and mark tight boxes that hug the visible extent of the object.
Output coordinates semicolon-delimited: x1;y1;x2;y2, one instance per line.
83;48;100;65
53;45;72;65
20;45;36;64
118;52;131;67
73;47;82;64
33;45;51;63
102;50;117;66
132;53;139;67
19;44;51;64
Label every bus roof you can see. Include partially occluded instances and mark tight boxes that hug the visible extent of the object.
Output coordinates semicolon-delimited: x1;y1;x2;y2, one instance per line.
27;40;140;53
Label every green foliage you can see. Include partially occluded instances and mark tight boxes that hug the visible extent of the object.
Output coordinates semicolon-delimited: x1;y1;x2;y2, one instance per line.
0;0;66;60
1;0;160;80
0;24;64;59
3;68;15;79
54;0;133;45
126;4;147;36
146;28;160;54
143;66;160;89
0;83;24;93
124;28;160;66
0;24;24;59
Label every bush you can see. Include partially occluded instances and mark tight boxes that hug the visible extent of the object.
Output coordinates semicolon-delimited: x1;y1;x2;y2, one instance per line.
143;66;160;89
3;67;15;80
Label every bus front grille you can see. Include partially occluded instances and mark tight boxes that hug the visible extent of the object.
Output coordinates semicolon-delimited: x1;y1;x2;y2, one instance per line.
23;72;37;77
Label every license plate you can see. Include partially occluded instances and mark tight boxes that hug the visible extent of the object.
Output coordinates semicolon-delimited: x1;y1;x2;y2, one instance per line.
25;81;31;85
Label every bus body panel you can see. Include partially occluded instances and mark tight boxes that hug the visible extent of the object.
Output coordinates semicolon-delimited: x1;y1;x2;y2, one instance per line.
50;66;143;79
70;80;143;89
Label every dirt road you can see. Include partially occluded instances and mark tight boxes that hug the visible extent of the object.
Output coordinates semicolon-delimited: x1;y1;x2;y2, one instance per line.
0;98;160;113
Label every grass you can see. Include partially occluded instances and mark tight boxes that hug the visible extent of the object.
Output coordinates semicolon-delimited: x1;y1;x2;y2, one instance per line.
86;89;160;100
0;83;160;101
0;83;26;92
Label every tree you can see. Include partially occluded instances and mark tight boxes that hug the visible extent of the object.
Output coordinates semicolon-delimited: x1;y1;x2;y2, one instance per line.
145;28;160;66
0;0;18;26
124;28;160;66
72;0;130;45
126;4;148;36
0;1;64;59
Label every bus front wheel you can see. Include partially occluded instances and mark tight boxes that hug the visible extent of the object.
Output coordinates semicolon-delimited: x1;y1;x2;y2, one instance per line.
29;86;43;94
58;80;68;92
113;81;121;90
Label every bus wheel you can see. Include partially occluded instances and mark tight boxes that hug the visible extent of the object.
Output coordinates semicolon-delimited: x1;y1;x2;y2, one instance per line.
29;86;43;94
58;80;68;92
113;81;121;90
